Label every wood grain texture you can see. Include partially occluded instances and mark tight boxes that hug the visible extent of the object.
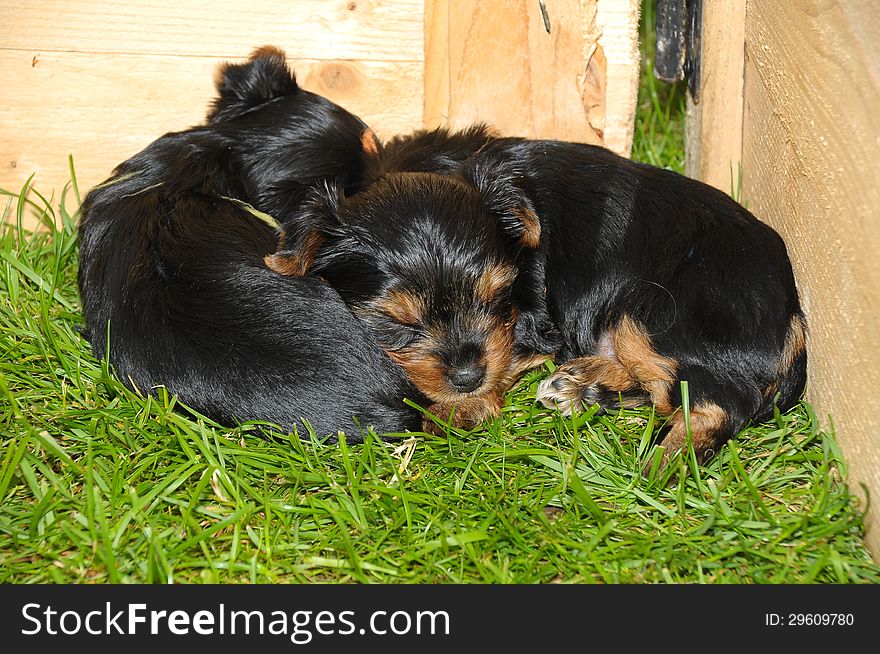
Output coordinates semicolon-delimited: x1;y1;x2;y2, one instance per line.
3;0;642;227
424;0;639;155
684;0;746;193
740;0;880;557
426;0;604;146
596;0;640;154
423;0;450;127
0;50;423;213
0;0;424;61
0;0;427;219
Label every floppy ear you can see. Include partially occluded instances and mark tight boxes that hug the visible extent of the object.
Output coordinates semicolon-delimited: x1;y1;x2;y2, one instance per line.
458;157;541;249
207;45;299;123
357;127;383;185
264;183;345;277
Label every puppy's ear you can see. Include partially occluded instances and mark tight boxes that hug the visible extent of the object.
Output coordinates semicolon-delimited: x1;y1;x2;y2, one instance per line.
264;183;344;277
459;158;541;249
358;127;384;185
208;45;299;123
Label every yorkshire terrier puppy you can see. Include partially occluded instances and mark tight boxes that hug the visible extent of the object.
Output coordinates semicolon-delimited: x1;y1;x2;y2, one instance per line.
77;46;422;438
270;124;807;466
265;163;556;433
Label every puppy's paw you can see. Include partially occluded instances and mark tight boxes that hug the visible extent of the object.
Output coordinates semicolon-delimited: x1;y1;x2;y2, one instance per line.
536;356;648;416
535;369;587;416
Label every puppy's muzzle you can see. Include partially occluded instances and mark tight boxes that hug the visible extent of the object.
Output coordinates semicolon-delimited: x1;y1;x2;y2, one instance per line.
446;365;486;393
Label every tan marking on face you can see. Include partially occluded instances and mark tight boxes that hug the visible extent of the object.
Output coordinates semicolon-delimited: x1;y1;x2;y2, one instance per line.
385;310;516;407
263;230;324;277
375;289;425;326
387;349;450;402
475;313;516;392
475;263;517;303
361;128;380;157
660;402;728;465
517;207;542;249
611;315;678;413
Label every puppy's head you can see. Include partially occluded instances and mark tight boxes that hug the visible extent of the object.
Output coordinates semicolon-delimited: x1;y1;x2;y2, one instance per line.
208;46;381;213
267;166;541;404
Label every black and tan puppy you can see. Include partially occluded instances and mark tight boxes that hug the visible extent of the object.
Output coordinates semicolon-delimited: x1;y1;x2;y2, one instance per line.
77;46;422;438
270;125;807;466
266;164;553;433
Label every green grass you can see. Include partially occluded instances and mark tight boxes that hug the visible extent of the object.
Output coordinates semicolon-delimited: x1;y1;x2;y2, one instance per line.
2;175;879;585
1;2;878;584
631;0;688;172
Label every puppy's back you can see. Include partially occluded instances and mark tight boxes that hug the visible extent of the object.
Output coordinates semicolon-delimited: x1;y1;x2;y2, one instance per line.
78;131;421;438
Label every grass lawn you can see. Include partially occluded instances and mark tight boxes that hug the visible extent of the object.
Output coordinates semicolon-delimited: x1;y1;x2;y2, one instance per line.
1;2;878;584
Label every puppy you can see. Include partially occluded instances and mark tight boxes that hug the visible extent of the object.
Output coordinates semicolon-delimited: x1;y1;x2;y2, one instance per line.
266;159;558;433
521;138;807;468
271;125;807;467
77;46;423;438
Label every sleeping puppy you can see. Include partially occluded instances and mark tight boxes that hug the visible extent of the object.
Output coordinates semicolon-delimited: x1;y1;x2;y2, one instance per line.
77;46;423;438
266;167;544;433
269;125;807;467
512;139;807;467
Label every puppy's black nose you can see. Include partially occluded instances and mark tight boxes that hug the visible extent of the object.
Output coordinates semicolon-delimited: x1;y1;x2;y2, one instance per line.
447;365;486;393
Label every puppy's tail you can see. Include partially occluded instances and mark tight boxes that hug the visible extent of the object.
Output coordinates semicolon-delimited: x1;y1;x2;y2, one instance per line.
207;45;299;123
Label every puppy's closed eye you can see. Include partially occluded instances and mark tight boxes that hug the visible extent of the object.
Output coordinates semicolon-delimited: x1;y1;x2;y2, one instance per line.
382;321;426;350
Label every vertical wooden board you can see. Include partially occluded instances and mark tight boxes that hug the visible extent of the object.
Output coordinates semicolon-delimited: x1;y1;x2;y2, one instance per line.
440;0;605;146
424;0;640;155
0;0;424;61
0;50;423;218
423;0;451;127
741;1;880;557
595;0;640;155
685;0;746;193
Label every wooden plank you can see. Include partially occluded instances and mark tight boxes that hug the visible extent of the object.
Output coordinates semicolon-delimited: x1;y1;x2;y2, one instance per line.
684;0;746;194
0;50;423;216
423;0;450;128
596;0;641;155
0;0;424;62
432;0;606;146
423;0;639;155
740;1;880;557
298;59;424;140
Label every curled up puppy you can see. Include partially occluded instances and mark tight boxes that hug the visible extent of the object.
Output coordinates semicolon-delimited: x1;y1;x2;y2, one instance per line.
270;125;807;469
265;165;559;434
77;46;423;438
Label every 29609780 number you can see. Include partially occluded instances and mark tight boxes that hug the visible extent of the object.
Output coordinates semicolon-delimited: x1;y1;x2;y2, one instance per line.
765;613;855;627
789;613;854;626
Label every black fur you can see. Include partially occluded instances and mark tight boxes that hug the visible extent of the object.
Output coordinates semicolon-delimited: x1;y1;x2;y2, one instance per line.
77;47;423;438
470;136;806;423
269;166;543;432
285;125;807;461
